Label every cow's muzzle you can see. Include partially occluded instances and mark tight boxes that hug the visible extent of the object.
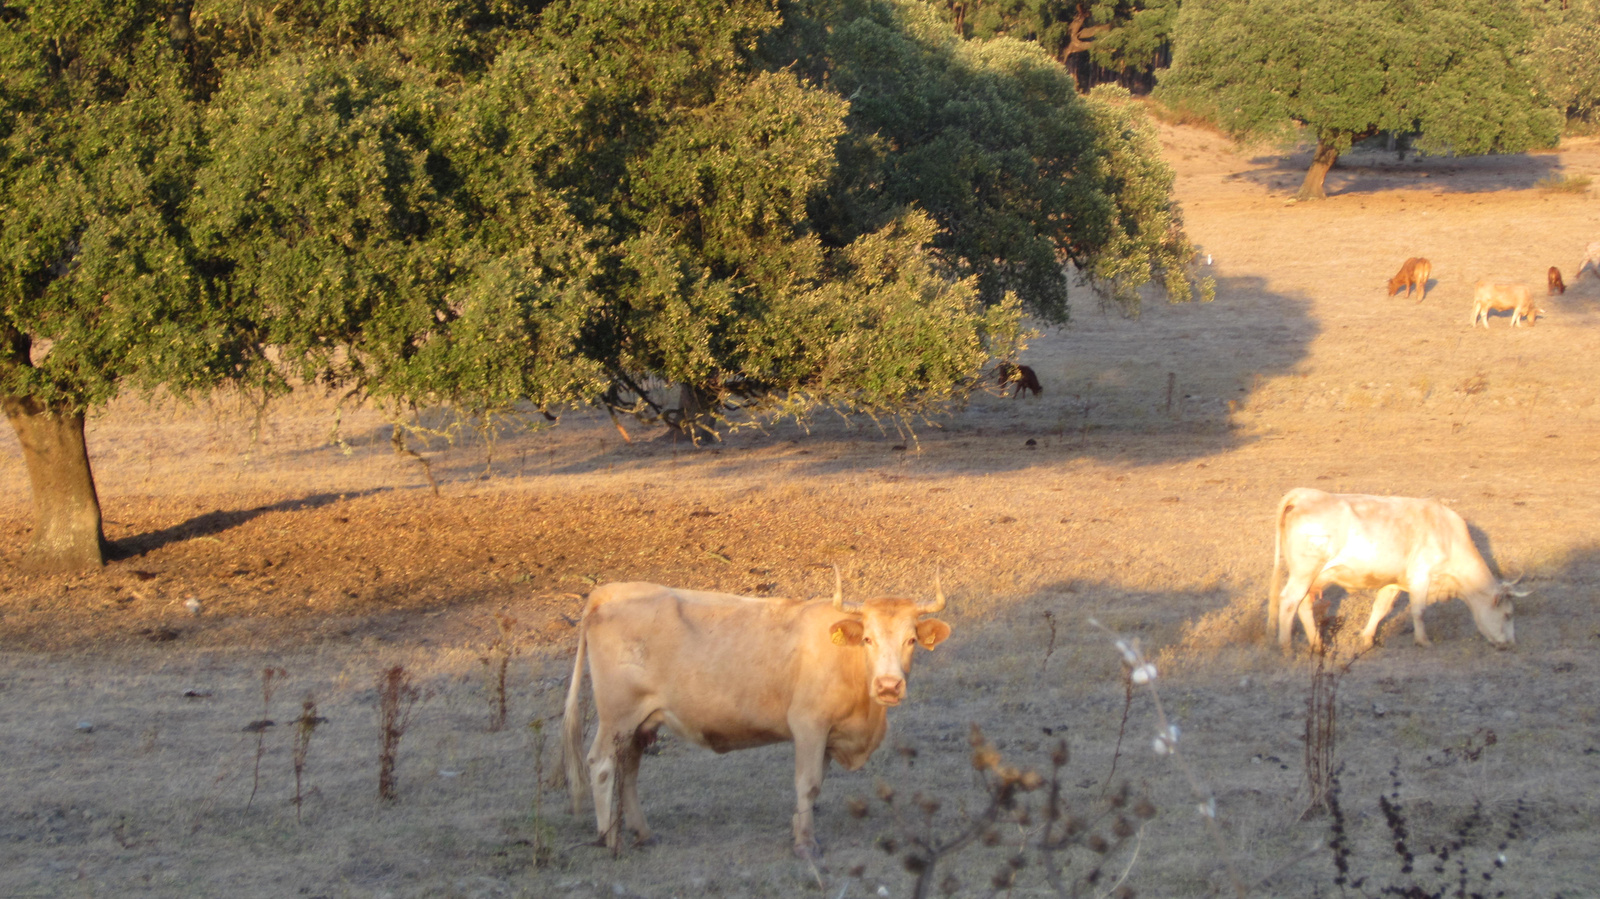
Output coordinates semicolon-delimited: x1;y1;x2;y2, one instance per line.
873;677;906;705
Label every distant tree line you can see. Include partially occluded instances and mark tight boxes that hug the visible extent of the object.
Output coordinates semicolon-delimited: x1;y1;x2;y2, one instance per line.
934;1;1590;199
1;0;1203;571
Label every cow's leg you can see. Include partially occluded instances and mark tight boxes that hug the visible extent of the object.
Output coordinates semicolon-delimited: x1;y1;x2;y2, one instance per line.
585;730;622;848
587;712;655;848
617;731;654;845
789;723;829;860
1295;589;1322;653
1277;574;1319;652
1359;584;1404;648
1407;578;1433;646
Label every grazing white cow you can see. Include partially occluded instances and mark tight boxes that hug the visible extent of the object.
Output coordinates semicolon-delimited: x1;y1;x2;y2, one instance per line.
1577;241;1600;281
1270;488;1522;652
562;573;951;858
1470;281;1541;328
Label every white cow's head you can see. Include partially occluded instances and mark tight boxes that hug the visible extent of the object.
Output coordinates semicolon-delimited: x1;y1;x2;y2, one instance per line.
828;571;952;706
1473;580;1527;647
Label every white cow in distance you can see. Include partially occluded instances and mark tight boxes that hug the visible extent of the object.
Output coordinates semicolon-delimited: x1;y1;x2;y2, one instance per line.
1270;488;1524;652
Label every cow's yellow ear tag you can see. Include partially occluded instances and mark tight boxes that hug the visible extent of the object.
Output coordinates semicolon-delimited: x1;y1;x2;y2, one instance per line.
830;628;847;646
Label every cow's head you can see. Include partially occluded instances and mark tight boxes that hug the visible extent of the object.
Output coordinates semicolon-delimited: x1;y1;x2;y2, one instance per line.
1473;579;1527;647
829;570;952;706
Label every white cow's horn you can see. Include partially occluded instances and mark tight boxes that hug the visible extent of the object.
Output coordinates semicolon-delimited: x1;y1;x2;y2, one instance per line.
831;564;848;611
918;569;946;614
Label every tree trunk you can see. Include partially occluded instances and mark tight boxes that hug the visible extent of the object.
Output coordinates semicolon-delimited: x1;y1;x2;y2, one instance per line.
2;395;107;571
666;383;718;445
1296;136;1341;201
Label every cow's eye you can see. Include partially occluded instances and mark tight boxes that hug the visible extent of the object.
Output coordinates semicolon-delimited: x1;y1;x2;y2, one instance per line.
862;636;873;645
905;637;916;646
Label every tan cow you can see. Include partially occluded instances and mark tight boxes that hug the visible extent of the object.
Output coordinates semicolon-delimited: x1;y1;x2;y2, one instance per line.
1387;257;1431;301
1548;266;1566;296
562;573;951;858
1270;488;1521;653
1470;281;1541;328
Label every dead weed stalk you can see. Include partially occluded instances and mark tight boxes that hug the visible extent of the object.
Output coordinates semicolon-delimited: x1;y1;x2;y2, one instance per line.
1090;619;1248;898
1325;763;1524;897
527;718;555;867
246;666;286;809
482;613;518;732
291;695;327;823
1304;645;1367;818
855;726;1154;899
377;664;422;802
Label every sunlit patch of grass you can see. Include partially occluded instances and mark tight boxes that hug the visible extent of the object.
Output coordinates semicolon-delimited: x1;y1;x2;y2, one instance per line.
1159;593;1261;666
1535;173;1592;194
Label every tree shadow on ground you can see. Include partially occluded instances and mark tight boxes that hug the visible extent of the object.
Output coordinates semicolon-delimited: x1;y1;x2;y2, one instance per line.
399;272;1319;482
110;488;391;558
1237;146;1565;197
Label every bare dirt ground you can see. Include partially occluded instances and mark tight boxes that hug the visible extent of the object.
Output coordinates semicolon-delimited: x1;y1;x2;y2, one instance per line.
3;122;1599;899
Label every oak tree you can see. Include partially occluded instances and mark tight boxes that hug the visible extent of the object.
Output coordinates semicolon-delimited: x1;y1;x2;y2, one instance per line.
4;0;1201;572
1157;0;1562;200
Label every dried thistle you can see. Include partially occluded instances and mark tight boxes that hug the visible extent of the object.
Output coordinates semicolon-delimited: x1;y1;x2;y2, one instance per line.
377;665;422;801
291;696;326;824
481;614;517;732
247;666;287;809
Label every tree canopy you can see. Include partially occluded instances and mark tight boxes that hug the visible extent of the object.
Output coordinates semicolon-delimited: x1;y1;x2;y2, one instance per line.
770;0;1202;318
2;0;1200;571
953;0;1178;89
1528;0;1600;130
1156;0;1563;199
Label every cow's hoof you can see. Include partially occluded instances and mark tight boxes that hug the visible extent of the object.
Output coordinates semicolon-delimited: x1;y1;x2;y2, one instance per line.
793;842;822;862
632;834;659;848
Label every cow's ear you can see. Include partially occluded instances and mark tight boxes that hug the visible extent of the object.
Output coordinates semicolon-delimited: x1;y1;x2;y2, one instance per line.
830;620;865;646
916;619;951;650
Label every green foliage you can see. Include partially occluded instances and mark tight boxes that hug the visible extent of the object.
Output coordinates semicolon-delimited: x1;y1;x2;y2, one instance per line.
6;0;1200;444
450;0;1012;418
962;0;1178;76
1527;0;1600;128
1157;0;1563;164
1082;85;1210;305
0;0;233;408
769;0;1201;318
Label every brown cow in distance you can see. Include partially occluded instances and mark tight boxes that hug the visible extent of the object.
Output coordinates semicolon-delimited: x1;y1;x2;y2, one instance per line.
1387;257;1431;301
1549;266;1566;295
996;361;1042;398
562;572;951;858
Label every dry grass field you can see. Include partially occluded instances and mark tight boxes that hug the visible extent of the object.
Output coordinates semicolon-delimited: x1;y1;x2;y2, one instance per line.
2;121;1599;898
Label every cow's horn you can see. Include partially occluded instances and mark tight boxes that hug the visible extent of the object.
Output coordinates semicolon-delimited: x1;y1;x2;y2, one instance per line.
918;569;946;614
831;564;848;611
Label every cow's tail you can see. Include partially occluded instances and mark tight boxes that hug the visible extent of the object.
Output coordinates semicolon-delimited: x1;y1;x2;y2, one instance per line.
561;612;591;815
1269;492;1295;642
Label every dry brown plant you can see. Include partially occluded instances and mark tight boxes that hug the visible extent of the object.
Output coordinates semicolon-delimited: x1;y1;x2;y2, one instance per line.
481;613;518;732
246;666;286;810
377;665;421;802
291;695;326;823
